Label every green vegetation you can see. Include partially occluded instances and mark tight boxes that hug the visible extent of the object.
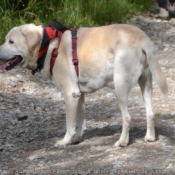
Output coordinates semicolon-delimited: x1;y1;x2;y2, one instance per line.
0;0;156;42
155;112;161;117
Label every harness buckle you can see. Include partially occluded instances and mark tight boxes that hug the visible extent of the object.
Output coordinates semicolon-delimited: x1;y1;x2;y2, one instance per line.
52;48;58;58
72;58;78;65
71;28;77;39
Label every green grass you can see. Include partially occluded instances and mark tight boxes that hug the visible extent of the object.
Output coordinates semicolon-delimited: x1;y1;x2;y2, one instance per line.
0;0;156;43
155;112;161;117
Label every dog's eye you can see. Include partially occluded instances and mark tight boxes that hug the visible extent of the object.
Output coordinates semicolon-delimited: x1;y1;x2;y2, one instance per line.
9;40;14;44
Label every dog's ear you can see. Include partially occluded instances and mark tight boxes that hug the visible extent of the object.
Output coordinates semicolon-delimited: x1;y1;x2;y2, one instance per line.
21;24;41;52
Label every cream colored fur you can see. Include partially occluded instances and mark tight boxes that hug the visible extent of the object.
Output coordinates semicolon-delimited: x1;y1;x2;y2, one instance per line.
0;23;168;147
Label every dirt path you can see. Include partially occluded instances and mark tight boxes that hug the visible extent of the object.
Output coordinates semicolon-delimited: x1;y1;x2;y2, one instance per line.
0;6;175;175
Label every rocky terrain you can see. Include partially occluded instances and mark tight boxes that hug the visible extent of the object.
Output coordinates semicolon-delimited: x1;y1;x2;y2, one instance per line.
0;4;175;175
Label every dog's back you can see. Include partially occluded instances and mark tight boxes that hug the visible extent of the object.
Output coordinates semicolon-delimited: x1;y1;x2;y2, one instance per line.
77;24;167;95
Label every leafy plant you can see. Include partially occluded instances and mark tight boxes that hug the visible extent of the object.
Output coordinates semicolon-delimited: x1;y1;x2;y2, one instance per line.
0;0;156;43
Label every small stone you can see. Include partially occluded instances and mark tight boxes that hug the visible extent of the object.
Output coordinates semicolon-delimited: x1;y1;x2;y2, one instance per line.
16;74;23;81
4;114;13;118
28;154;39;160
163;43;170;48
1;170;9;175
10;119;17;125
0;106;6;110
45;94;51;99
35;107;42;113
9;82;16;87
158;43;164;50
105;93;113;98
15;109;22;114
170;18;175;24
163;47;169;52
16;115;28;121
10;77;18;82
171;112;175;115
0;146;4;152
138;126;146;131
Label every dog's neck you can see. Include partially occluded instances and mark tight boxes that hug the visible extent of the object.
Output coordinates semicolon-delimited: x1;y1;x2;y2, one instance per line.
31;23;78;79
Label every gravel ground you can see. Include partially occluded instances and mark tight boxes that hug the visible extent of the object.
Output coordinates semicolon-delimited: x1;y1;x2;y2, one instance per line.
0;5;175;175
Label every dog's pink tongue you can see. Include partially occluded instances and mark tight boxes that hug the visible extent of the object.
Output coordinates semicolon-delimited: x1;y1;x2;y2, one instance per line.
0;61;9;70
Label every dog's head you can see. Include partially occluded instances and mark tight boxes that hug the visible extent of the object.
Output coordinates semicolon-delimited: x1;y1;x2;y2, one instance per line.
0;24;42;70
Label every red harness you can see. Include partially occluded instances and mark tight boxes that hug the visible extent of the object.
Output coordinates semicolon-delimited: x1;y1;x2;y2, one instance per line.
49;30;64;75
32;26;79;77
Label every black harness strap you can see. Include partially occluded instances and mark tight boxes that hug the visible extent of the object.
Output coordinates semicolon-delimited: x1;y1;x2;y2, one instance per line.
36;29;50;72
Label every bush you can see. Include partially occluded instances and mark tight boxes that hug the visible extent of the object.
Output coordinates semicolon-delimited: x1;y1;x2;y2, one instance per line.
0;0;156;42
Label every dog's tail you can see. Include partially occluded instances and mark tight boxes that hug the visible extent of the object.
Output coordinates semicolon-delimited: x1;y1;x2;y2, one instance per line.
143;42;168;96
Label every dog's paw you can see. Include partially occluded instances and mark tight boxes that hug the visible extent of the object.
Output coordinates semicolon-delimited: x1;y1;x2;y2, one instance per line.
115;140;128;147
54;139;70;148
72;135;83;144
144;135;156;142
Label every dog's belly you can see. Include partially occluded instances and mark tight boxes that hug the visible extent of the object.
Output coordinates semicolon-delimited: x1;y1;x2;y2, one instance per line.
78;74;114;93
79;80;114;93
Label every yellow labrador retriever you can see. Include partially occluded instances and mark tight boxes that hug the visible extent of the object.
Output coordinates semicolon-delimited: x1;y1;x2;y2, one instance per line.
0;22;168;147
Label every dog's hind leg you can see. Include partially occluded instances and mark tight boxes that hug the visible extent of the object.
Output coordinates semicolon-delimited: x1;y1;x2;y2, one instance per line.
139;68;155;142
114;75;132;147
114;49;144;147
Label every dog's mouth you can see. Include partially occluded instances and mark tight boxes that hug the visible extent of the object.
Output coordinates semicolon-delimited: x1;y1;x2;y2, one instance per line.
0;56;23;70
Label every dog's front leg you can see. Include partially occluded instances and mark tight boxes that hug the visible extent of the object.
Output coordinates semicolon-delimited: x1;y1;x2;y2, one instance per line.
54;91;81;147
74;93;86;142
